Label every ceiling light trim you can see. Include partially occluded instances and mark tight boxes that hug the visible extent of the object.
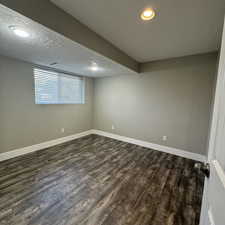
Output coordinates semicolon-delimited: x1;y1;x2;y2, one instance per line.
141;8;156;21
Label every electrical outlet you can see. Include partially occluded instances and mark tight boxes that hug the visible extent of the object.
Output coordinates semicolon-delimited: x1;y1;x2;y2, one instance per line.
61;128;65;133
162;136;167;141
112;125;115;130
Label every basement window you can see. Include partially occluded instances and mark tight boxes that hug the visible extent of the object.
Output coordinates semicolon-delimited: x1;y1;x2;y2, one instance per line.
34;68;85;104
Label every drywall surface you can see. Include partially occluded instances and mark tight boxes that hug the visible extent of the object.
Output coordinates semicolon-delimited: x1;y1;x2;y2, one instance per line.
0;0;139;72
93;53;217;155
0;55;93;153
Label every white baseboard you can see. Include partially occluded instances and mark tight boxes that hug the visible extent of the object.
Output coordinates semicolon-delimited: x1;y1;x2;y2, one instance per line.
0;130;92;162
0;129;206;163
91;130;206;162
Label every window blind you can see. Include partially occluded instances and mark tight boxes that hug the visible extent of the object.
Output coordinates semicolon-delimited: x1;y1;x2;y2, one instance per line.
34;68;85;104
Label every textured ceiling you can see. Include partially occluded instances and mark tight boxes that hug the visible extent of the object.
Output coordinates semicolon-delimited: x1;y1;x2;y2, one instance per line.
0;5;136;77
51;0;225;62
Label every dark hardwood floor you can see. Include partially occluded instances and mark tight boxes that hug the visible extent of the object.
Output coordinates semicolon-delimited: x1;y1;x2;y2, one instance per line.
0;134;204;225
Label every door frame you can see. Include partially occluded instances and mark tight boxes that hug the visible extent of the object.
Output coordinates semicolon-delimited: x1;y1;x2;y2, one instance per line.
199;18;225;225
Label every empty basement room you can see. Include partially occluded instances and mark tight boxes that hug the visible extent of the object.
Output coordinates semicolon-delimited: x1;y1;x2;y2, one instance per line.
1;1;225;225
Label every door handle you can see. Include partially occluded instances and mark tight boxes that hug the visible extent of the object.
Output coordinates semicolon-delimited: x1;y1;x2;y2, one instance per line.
194;162;210;178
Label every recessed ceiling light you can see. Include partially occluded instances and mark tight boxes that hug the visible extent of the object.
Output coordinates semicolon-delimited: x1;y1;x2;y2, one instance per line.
141;8;155;21
9;25;30;38
90;62;99;71
91;66;99;71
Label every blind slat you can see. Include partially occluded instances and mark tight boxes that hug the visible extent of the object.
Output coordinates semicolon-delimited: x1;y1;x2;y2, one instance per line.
34;68;85;104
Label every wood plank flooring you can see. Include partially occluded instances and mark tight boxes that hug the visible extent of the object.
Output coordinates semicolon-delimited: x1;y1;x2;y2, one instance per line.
0;134;204;225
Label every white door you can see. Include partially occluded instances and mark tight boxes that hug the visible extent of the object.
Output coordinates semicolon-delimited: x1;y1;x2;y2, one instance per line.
199;18;225;225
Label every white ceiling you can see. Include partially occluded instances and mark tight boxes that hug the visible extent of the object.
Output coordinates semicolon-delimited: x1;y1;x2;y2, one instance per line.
51;0;225;62
0;5;136;77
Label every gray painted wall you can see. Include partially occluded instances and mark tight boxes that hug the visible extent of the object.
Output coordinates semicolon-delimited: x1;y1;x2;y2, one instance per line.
93;53;217;155
0;55;94;153
0;53;217;156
